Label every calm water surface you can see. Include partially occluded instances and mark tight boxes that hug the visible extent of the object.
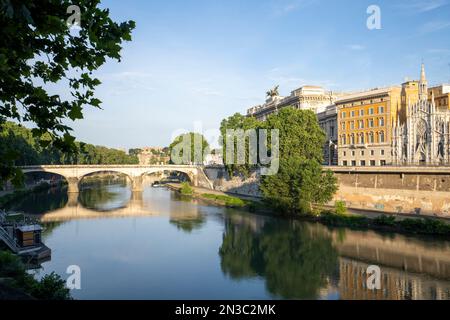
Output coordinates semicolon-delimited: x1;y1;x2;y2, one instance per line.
8;182;450;300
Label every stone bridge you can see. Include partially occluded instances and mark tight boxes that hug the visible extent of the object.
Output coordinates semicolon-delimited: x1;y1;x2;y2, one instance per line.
20;165;213;193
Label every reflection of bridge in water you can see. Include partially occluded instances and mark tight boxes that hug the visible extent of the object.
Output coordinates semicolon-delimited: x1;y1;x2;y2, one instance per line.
37;191;205;223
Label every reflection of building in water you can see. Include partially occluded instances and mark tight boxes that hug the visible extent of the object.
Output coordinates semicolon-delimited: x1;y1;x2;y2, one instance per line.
323;227;450;300
335;258;450;300
333;229;450;280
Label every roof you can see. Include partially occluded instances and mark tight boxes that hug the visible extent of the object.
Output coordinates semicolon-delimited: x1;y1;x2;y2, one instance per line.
335;86;400;104
17;225;43;232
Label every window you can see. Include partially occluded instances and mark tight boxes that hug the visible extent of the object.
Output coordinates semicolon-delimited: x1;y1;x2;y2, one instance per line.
342;112;346;119
359;133;365;144
381;149;385;156
379;117;385;126
341;135;346;145
351;110;355;117
341;122;346;130
359;120;364;129
350;121;355;129
380;160;386;166
351;160;356;166
351;150;355;156
369;132;374;143
378;106;384;114
379;131;385;143
370;160;376;166
359;109;364;116
343;151;346;156
360;160;366;166
370;150;374;156
330;126;335;138
361;150;365;156
369;108;374;115
343;161;348;166
368;118;374;128
350;134;355;144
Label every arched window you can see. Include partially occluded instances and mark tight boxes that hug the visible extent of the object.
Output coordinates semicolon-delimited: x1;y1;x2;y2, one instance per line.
369;132;374;143
359;133;365;144
379;131;385;143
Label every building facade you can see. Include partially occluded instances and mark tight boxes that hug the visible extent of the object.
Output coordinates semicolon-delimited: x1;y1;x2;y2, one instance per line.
336;87;401;166
317;104;338;165
246;85;342;165
247;85;343;121
392;66;450;165
137;147;170;165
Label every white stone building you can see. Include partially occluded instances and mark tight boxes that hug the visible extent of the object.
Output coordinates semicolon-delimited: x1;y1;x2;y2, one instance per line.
392;65;450;165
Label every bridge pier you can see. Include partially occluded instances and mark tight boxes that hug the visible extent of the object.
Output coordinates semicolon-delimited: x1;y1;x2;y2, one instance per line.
67;192;79;207
67;177;80;193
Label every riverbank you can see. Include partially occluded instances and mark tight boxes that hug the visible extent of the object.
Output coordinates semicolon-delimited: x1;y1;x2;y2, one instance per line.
166;183;450;238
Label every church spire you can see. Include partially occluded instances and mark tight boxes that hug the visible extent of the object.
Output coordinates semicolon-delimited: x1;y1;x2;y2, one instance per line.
419;62;428;101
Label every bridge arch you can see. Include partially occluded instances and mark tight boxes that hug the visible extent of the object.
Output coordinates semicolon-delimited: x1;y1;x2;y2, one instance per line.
19;165;211;194
140;168;195;185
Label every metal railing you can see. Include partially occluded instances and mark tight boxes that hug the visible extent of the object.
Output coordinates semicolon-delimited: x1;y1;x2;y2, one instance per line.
0;225;19;253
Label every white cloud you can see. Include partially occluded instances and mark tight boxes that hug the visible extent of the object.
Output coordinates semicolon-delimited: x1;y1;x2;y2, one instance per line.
192;87;223;97
347;44;365;51
399;0;448;12
271;0;318;16
427;48;450;54
419;20;450;34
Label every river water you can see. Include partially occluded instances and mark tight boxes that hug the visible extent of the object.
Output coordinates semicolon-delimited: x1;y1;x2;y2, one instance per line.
7;181;450;300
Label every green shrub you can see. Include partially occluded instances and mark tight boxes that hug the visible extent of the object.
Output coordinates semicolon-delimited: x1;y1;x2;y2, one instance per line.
180;182;193;195
0;251;71;300
28;272;72;300
334;201;347;215
320;211;369;228
373;214;397;226
399;218;450;235
201;193;246;207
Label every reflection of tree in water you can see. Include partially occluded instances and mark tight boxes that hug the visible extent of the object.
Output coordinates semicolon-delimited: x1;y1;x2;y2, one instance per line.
169;216;206;233
5;187;67;215
79;180;128;210
219;219;338;299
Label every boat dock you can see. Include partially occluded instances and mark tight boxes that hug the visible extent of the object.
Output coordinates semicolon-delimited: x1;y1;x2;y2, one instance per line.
0;210;51;260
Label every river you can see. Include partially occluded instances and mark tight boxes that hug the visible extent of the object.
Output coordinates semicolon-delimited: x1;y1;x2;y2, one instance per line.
6;180;450;300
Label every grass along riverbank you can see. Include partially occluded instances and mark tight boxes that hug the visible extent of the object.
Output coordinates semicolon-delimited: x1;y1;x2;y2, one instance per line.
168;183;450;238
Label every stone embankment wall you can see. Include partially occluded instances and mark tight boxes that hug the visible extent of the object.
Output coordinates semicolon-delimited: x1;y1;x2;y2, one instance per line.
203;166;261;198
204;165;450;218
331;167;450;218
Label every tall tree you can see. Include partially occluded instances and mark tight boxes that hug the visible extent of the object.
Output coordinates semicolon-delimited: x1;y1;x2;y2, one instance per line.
169;132;209;165
0;0;135;184
259;107;337;215
219;112;261;176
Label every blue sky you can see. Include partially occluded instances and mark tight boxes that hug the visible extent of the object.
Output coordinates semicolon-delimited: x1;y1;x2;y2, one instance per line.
65;0;450;149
